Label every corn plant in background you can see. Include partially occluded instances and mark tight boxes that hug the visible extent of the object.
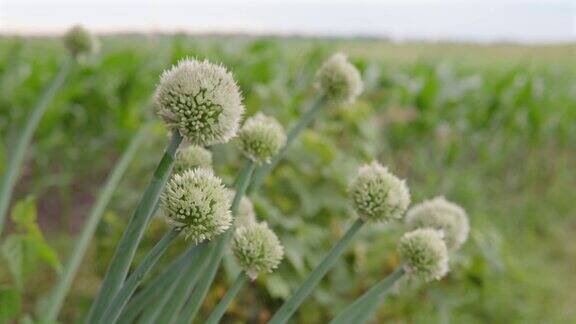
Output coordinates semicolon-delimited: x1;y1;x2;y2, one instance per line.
0;25;97;235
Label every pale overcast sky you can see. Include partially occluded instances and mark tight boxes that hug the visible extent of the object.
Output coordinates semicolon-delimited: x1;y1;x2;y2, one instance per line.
0;0;574;43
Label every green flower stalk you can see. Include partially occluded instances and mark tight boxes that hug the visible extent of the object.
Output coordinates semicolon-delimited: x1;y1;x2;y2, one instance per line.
315;52;363;104
238;113;287;164
98;169;230;323
42;125;148;322
269;163;410;324
97;228;180;324
141;242;211;324
248;53;363;193
349;161;411;222
172;145;212;174
117;249;193;323
206;222;284;324
406;197;469;250
86;131;183;323
155;58;244;146
330;268;406;324
175;160;256;323
333;228;451;323
63;25;99;58
232;222;284;280
162;168;232;243
89;58;243;322
398;228;449;282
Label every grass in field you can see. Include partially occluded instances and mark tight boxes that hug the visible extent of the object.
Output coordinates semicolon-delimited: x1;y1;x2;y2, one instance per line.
0;34;574;323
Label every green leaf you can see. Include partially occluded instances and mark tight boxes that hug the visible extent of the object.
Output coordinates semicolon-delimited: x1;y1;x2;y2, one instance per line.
0;286;21;323
1;197;62;286
25;236;62;273
1;235;25;289
11;196;37;231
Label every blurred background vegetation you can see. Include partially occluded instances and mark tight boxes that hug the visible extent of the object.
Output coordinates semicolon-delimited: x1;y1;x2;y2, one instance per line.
0;35;575;323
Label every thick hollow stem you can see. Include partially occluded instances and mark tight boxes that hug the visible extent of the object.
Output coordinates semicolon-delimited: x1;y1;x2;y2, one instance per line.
330;267;406;324
248;95;324;194
0;57;73;235
269;218;365;324
86;130;182;323
98;228;180;324
176;160;255;323
205;272;247;324
43;125;149;322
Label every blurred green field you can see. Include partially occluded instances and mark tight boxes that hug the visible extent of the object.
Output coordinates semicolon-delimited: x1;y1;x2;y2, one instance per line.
0;35;575;323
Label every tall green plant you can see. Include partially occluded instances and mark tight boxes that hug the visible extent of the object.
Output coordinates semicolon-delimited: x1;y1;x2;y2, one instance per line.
85;130;182;323
206;222;284;323
88;57;245;323
42;125;149;322
270;162;411;324
180;53;364;322
176;160;255;323
333;228;451;323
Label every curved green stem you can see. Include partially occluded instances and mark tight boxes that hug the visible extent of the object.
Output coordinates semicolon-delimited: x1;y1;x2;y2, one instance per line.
86;130;182;323
98;228;179;324
117;247;192;323
248;95;324;194
269;218;365;324
152;242;210;324
137;278;181;324
0;57;73;235
176;160;255;323
42;125;149;322
205;272;247;324
330;267;405;324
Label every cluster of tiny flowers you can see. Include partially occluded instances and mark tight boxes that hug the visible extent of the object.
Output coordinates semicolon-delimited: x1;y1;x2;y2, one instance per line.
238;113;286;163
232;222;284;280
406;197;469;250
398;228;449;282
173;145;213;174
161;168;232;243
63;25;99;58
227;189;257;227
349;161;411;222
315;53;363;104
154;59;244;146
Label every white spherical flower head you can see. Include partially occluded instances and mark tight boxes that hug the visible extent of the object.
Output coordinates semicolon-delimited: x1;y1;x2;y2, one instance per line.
173;145;213;174
64;25;99;57
227;189;257;227
162;168;232;243
398;228;449;282
238;113;286;164
315;52;363;104
155;59;244;146
349;161;411;222
232;222;284;280
406;197;469;250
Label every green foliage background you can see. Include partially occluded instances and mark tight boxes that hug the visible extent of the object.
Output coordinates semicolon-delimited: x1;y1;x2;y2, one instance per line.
0;35;575;323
